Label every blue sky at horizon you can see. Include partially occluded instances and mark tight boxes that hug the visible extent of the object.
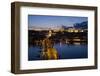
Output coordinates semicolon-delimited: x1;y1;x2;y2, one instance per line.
28;15;88;28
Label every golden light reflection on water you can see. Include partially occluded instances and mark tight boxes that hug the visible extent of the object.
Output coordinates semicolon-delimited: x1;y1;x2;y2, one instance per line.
73;42;81;45
42;48;58;60
41;38;59;60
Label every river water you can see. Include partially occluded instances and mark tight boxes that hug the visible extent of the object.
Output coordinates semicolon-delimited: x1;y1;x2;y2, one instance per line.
28;42;88;61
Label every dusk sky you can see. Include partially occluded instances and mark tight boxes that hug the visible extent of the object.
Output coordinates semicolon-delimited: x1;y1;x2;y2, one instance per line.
28;15;87;29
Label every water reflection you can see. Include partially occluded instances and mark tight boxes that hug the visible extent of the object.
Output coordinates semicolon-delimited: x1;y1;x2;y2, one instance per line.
40;38;58;60
28;38;87;60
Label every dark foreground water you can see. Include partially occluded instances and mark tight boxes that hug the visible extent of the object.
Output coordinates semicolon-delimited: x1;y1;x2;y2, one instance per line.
28;43;88;61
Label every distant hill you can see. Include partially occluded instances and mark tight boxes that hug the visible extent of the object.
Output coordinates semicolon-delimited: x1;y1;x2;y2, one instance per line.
60;21;88;30
74;21;88;29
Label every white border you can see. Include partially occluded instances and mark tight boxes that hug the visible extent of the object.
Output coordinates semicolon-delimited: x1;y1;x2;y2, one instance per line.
20;6;95;70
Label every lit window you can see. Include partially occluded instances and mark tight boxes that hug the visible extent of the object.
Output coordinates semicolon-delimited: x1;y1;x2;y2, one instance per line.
74;30;78;33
